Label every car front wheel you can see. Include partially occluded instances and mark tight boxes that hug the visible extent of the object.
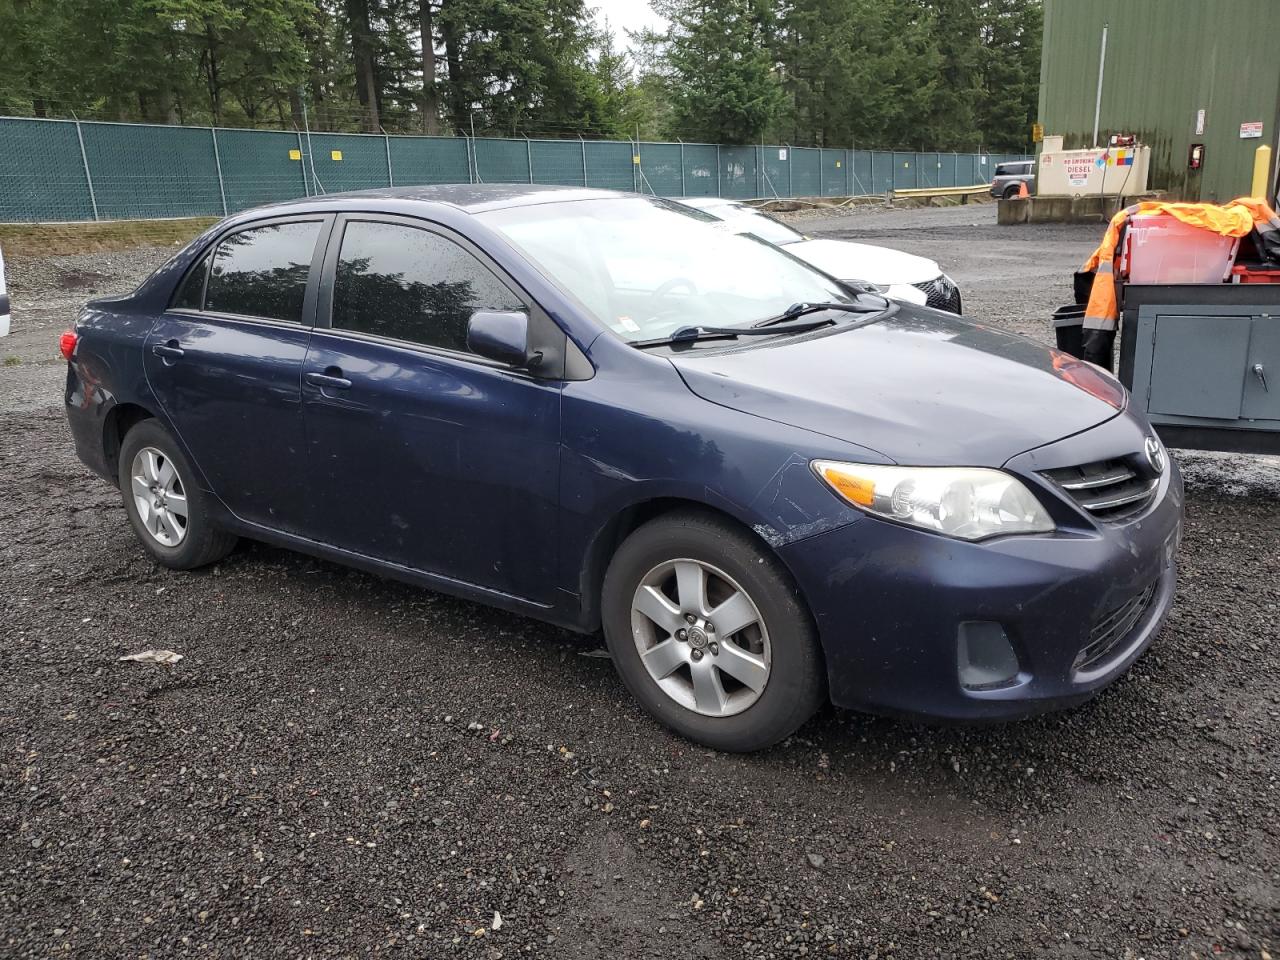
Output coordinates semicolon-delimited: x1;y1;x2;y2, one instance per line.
601;512;825;752
117;419;238;570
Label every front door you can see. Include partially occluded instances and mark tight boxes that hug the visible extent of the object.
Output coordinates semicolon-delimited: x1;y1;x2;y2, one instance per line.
300;216;563;604
144;216;329;532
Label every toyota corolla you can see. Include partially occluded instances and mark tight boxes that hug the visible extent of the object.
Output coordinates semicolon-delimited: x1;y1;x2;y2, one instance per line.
63;185;1182;752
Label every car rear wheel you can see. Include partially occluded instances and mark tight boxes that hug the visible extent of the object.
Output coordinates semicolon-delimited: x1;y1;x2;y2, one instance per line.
1003;184;1021;199
117;419;237;570
601;512;824;752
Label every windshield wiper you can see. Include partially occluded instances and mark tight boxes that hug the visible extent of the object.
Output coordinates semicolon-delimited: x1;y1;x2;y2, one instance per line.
632;316;838;349
752;300;879;328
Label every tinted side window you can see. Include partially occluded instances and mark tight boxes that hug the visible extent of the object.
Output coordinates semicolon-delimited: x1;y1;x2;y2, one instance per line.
204;221;322;322
172;255;209;309
332;221;524;353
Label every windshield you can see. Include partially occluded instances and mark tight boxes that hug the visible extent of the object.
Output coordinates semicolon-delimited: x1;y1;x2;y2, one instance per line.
479;197;853;343
710;206;806;245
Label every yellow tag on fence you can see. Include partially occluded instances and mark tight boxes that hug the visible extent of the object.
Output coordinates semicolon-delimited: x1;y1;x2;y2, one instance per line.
331;150;343;161
288;149;301;161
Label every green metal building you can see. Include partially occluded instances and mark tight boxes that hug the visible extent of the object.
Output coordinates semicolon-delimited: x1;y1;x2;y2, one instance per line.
1037;0;1280;202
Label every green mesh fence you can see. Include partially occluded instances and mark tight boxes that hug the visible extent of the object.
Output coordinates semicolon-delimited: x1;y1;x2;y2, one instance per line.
938;154;957;188
308;132;391;193
81;121;223;219
681;144;718;197
388;136;470;185
530;140;586;186
0;116;1027;222
820;150;848;197
852;151;873;194
637;142;682;196
791;148;820;197
584;141;635;191
761;147;788;198
0;118;95;221
719;146;757;200
215;128;309;212
475;138;531;184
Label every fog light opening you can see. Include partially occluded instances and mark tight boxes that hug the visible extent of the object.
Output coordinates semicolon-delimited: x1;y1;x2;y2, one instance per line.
957;622;1020;691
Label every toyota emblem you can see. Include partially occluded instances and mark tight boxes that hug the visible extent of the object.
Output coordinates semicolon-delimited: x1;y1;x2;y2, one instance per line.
1144;436;1166;474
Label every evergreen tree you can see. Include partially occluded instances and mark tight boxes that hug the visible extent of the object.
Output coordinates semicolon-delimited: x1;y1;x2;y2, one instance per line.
0;0;1045;149
978;0;1042;151
649;0;784;144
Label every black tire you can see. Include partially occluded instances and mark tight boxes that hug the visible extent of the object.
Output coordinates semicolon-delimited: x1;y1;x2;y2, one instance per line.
1003;184;1021;199
601;511;825;752
117;419;237;570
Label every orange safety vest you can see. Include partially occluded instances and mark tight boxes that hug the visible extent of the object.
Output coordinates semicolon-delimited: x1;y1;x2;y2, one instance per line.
1081;197;1280;332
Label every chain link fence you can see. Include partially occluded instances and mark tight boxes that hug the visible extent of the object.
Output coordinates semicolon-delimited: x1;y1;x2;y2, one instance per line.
0;116;1030;223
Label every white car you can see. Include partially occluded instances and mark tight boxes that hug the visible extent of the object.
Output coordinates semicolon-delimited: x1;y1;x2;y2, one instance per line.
672;197;961;313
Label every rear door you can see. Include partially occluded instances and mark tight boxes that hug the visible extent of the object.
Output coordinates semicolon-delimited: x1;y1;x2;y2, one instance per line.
299;215;564;603
145;215;331;532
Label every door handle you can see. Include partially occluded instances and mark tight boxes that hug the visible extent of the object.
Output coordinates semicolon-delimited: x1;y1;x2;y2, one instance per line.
305;369;352;390
1254;363;1268;392
151;341;185;360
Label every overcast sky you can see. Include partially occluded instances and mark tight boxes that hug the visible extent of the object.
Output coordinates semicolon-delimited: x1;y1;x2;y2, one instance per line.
593;0;667;46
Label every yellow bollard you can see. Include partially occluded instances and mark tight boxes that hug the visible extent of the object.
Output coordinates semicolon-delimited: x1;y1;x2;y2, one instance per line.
1251;144;1273;200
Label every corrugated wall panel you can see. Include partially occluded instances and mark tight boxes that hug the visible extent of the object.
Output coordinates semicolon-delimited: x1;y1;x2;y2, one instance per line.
1038;0;1280;201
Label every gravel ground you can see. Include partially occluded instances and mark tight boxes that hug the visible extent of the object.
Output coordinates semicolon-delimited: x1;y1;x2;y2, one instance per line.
1;206;1278;959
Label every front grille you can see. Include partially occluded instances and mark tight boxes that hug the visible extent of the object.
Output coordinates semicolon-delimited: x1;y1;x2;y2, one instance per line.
1041;458;1158;523
912;276;962;314
1075;581;1158;671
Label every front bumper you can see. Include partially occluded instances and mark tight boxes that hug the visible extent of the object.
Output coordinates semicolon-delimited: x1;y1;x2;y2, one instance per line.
779;417;1184;721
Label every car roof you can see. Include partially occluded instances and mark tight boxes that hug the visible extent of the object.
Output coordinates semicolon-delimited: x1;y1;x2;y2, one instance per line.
251;183;637;218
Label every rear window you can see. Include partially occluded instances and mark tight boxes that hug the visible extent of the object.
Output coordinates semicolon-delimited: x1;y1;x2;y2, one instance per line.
995;162;1031;177
203;221;322;323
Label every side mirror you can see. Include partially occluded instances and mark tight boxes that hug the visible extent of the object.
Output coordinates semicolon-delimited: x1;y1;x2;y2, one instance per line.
466;310;538;368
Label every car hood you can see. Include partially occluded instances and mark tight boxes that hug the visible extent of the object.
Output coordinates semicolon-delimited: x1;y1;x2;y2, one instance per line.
787;237;941;286
670;308;1121;466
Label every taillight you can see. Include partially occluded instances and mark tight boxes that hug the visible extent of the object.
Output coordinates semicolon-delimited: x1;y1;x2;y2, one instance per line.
59;330;78;361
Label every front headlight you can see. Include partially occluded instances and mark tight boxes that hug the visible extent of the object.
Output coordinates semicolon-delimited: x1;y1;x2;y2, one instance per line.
812;460;1055;540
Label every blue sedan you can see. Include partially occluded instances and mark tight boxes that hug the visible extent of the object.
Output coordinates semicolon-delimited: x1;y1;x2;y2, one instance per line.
63;185;1182;751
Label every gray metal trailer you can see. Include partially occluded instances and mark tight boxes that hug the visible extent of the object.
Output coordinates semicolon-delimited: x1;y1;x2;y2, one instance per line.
1119;284;1280;454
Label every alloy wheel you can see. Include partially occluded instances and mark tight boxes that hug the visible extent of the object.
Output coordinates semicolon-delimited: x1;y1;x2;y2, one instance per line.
630;558;771;717
130;446;188;547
